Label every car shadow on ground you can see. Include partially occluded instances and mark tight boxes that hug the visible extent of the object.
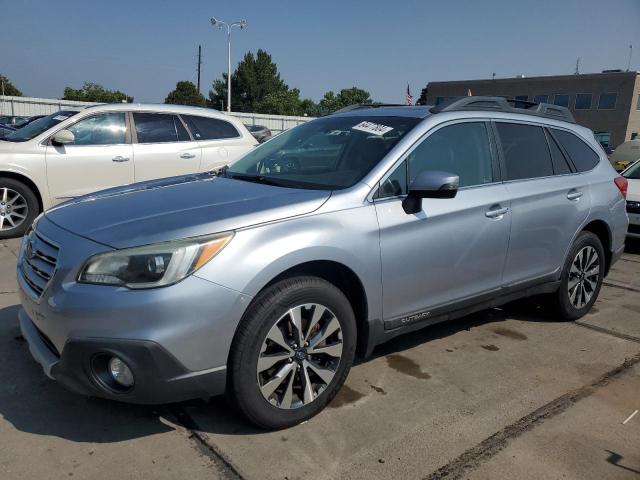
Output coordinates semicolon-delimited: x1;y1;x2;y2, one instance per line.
0;297;560;440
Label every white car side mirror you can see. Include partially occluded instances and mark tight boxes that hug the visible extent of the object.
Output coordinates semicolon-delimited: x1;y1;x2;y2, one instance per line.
52;129;75;145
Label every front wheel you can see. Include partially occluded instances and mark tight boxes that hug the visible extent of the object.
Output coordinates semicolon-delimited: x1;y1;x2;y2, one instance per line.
553;231;605;321
228;276;356;430
0;178;39;239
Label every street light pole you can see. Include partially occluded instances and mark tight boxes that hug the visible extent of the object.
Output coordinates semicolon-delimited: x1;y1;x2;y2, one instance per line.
211;17;247;113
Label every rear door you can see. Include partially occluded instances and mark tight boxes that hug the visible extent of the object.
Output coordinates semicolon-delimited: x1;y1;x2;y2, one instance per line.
496;121;590;286
131;112;202;181
45;112;134;203
182;114;255;171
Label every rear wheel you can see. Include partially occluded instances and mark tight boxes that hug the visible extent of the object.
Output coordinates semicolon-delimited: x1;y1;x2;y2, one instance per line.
553;231;605;320
228;276;356;430
0;178;39;239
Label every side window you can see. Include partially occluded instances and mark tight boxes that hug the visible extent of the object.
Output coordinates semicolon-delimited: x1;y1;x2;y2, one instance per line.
377;160;408;198
496;123;553;180
551;129;600;172
408;122;494;188
133;113;187;143
182;115;239;140
66;113;126;146
545;130;572;175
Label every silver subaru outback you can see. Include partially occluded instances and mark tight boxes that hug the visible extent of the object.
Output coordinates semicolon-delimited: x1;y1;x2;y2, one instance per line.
17;97;628;429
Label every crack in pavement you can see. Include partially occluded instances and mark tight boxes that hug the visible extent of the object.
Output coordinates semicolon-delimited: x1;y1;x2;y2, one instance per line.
424;352;640;480
574;321;640;344
166;405;245;480
603;281;640;293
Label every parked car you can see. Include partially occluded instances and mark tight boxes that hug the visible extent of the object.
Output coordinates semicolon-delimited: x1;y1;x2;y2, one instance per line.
622;159;640;238
0;124;15;139
13;115;45;129
0;104;257;237
245;124;272;143
0;115;30;127
609;139;640;171
16;97;627;429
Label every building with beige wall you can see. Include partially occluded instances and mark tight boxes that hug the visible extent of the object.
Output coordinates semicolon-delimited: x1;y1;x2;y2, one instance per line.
423;71;640;149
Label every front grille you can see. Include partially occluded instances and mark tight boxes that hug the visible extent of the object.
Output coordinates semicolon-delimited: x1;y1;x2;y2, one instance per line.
627;201;640;214
629;224;640;235
20;231;60;298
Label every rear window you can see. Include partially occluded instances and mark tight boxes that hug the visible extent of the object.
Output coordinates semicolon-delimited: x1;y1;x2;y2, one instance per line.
133;113;189;143
551;129;599;172
182;115;239;140
496;123;553;180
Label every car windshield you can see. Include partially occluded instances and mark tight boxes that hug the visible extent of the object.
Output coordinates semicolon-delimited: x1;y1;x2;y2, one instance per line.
623;160;640;180
226;115;421;189
2;110;80;142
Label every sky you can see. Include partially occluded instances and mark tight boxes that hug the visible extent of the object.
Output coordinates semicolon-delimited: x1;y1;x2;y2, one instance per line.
1;0;640;104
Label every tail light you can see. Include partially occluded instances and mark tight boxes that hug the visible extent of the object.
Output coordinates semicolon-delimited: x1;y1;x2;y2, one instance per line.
614;176;628;199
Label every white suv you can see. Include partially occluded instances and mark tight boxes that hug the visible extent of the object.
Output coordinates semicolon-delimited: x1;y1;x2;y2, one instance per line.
0;103;257;238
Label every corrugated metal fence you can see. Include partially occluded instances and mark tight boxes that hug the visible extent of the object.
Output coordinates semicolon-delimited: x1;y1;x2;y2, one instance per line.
0;95;313;133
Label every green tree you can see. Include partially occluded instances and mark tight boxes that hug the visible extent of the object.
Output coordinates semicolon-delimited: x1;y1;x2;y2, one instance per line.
208;49;292;113
416;86;429;105
255;89;304;116
165;81;206;107
315;87;373;116
0;74;22;96
63;82;133;103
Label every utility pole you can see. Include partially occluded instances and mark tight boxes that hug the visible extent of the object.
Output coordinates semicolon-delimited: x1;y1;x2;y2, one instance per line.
574;57;580;75
197;45;202;94
627;45;633;72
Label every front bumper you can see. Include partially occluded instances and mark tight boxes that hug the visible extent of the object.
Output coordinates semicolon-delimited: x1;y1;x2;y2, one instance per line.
19;309;226;404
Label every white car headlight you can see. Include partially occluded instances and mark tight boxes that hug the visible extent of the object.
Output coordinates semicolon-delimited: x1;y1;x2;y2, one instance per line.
78;232;233;289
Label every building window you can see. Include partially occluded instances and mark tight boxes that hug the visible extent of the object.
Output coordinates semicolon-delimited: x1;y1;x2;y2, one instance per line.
515;95;528;101
637;94;640;110
598;93;617;110
632;132;638;140
553;94;570;108
574;93;592;110
593;132;611;148
534;95;549;104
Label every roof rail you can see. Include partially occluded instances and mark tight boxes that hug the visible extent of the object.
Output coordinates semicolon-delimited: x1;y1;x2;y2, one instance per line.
333;103;408;114
429;96;576;124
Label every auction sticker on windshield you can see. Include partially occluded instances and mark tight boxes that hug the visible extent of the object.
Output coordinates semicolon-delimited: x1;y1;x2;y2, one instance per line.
352;121;394;136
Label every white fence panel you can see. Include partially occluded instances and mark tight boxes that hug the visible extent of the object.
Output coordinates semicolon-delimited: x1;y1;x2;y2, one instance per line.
0;95;313;132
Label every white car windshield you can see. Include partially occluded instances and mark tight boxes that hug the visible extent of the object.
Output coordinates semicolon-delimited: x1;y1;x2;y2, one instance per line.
3;110;80;142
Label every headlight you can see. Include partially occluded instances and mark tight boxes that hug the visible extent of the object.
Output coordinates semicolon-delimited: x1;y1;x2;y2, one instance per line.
78;232;233;289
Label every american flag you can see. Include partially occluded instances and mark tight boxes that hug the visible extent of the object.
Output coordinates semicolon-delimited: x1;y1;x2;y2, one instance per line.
406;84;413;105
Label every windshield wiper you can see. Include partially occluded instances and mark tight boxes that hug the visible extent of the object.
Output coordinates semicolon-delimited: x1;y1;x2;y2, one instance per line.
225;172;293;187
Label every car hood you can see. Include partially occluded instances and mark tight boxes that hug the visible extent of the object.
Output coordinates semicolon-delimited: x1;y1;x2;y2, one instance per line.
45;174;331;248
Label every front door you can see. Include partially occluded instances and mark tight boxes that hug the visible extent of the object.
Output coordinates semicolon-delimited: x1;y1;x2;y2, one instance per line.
45;112;134;204
374;121;511;328
131;112;202;182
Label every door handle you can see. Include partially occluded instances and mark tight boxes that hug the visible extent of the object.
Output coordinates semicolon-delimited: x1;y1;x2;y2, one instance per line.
180;153;196;159
485;206;509;218
112;156;130;162
567;190;583;201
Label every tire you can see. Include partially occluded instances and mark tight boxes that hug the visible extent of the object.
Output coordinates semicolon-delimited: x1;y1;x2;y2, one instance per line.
228;276;357;430
0;178;39;239
553;231;605;321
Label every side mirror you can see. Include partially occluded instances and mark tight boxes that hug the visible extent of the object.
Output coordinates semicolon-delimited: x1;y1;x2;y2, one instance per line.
402;170;459;214
51;129;75;145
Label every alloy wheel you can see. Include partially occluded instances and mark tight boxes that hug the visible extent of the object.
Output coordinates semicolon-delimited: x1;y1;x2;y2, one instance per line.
256;303;343;409
568;245;600;309
0;187;29;231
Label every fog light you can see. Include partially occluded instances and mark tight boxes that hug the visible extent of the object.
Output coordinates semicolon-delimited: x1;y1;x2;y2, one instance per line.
108;356;134;387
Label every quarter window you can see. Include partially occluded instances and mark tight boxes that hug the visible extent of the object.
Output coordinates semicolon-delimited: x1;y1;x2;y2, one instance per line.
377;160;408;198
551;129;599;172
408;122;494;188
66;113;127;146
496;122;553;180
133;113;189;143
182;115;239;140
598;93;617;110
553;94;570;108
574;93;592;110
545;130;572;175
